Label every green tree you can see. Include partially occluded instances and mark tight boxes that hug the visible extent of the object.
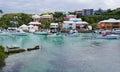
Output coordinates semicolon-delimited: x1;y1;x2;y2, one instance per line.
0;45;7;69
42;21;51;29
53;12;64;22
0;13;32;27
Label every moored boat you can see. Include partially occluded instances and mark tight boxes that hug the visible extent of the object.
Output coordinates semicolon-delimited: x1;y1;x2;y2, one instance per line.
112;28;120;34
6;45;20;49
0;32;9;36
47;33;62;38
67;29;79;37
97;34;120;39
33;31;48;35
12;29;27;36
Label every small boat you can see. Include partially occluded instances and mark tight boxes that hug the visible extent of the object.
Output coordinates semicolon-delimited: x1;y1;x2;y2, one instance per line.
67;29;79;37
29;29;36;33
112;28;120;34
33;31;48;35
12;29;27;36
0;32;9;36
47;33;62;38
97;34;120;39
5;45;26;54
6;45;20;49
12;32;27;36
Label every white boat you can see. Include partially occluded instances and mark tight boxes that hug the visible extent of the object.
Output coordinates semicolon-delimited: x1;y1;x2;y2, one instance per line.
67;29;79;37
12;32;27;36
0;32;9;36
68;33;79;37
112;28;120;34
12;29;27;36
29;29;36;33
6;45;20;49
47;33;62;38
33;31;48;35
97;34;120;39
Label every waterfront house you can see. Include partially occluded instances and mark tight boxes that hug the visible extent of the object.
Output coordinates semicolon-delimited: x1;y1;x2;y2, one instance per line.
50;23;58;33
62;18;88;31
28;21;41;30
98;18;120;30
40;15;53;22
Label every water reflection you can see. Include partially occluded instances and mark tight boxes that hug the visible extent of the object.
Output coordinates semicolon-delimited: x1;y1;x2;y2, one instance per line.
0;33;120;72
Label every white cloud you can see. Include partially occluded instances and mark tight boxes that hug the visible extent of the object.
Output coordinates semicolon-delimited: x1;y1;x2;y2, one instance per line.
104;0;120;9
0;0;120;14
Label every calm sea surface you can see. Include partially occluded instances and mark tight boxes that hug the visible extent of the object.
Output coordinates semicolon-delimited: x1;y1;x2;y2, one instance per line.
0;33;120;72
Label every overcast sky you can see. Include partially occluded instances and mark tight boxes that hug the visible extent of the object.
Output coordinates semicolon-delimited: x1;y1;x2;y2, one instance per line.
0;0;120;14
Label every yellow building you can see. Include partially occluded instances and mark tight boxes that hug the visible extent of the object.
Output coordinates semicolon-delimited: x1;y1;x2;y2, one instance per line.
40;15;53;21
98;18;120;30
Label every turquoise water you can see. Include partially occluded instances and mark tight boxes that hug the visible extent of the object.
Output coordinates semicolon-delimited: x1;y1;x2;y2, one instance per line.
0;33;120;72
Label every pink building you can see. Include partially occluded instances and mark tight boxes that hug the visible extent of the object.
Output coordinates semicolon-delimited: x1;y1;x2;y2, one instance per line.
64;15;77;20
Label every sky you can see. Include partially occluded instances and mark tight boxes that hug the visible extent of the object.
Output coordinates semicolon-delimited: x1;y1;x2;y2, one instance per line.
0;0;120;14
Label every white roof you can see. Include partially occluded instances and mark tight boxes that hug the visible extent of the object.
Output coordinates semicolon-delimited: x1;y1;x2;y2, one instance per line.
98;18;120;24
20;24;28;27
40;15;53;18
32;14;40;19
63;20;88;24
69;18;82;22
42;15;52;16
28;22;41;25
28;25;34;27
76;21;88;24
51;23;58;25
63;21;74;24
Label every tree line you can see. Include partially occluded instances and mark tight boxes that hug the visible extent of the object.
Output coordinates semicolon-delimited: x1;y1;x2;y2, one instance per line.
0;8;120;29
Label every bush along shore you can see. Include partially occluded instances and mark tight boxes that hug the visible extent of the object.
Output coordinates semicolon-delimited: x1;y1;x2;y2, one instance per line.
0;45;8;69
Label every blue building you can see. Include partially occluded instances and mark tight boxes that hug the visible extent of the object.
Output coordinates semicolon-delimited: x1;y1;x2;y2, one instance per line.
82;9;93;16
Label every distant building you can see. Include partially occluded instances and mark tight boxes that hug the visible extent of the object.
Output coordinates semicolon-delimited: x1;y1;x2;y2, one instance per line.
64;15;77;20
32;14;40;22
74;10;83;18
62;18;88;30
98;18;120;30
30;14;42;30
50;23;58;29
40;15;53;22
28;22;41;30
94;10;107;15
82;9;93;16
50;23;58;33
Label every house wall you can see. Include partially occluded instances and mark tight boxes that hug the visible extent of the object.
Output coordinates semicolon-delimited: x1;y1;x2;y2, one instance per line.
98;22;120;30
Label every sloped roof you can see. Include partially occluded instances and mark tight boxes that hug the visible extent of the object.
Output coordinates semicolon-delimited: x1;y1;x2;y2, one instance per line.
20;24;28;27
98;18;120;24
32;14;40;19
28;22;41;25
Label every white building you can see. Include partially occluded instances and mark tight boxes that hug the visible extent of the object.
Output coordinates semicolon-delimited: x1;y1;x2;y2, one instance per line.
27;21;41;32
50;23;58;28
50;23;59;33
62;18;88;30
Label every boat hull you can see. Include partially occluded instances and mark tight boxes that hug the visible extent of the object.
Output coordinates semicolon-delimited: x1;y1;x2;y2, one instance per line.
97;34;120;39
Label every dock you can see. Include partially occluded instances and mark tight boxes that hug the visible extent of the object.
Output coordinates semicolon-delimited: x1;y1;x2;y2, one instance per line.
5;45;41;54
